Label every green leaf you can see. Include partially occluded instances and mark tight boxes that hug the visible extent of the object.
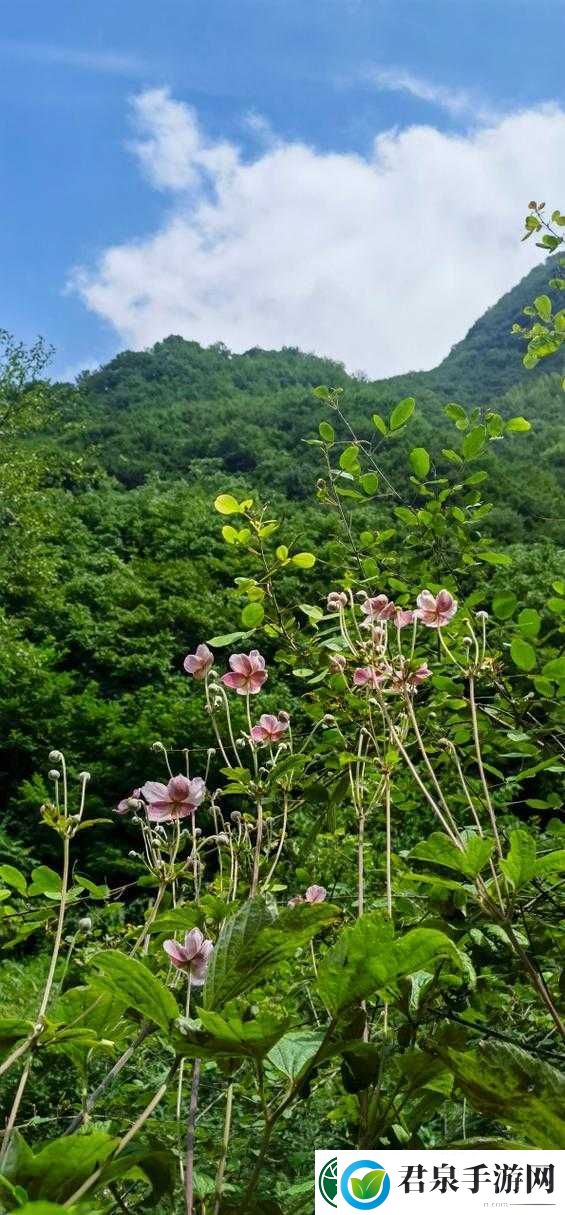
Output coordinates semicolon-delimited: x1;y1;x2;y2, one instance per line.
389;397;415;431
91;951;178;1032
203;897;339;1011
214;494;242;515
360;472;379;495
492;591;517;620
511;637;537;672
175;1008;289;1060
241;602;264;628
28;867;63;899
207;630;254;647
148;906;203;937
480;551;512;567
534;850;565;878
432;1039;565;1148
313;385;330;399
1;1130;117;1203
409;447;430;478
534;294;552;321
411;832;494;878
74;874;110;899
291;552;316;569
318;421;334;443
339;445;360;473
500;829;536;890
266;1029;325;1082
371;413;387;435
317;913;470;1015
517;608;541;638
0;864;27;894
444;402;467;425
462;426;486;460
506;416;531;432
543;656;565;680
221;525;239;544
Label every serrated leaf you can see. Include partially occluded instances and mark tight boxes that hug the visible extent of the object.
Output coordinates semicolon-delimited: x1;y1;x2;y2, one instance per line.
91;951;178;1032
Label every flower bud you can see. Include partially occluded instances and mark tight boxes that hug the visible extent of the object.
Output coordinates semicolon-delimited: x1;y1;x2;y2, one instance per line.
79;916;92;932
476;610;489;620
329;654;346;673
194;827;202;838
48;769;60;780
78;771;91;782
49;750;63;763
322;714;336;726
277;711;290;724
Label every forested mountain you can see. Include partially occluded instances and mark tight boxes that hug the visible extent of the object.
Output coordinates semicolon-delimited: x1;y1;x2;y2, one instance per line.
1;255;564;874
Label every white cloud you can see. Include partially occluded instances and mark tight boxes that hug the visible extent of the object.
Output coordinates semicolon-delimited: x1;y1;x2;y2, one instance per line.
367;67;497;123
73;90;565;378
0;40;148;77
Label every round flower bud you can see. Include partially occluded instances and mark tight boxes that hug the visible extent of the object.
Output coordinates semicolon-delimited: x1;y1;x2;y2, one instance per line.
278;711;290;724
48;769;61;780
49;750;63;763
78;771;91;782
79;916;92;932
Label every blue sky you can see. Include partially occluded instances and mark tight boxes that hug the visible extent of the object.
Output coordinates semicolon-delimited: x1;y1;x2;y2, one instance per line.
1;0;565;379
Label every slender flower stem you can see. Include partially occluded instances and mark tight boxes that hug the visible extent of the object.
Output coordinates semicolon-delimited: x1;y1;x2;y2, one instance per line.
64;1063;178;1207
468;675;503;858
185;1059;201;1215
213;1081;234;1215
130;880;166;956
384;775;392;920
261;790;289;890
1;833;71;1163
404;697;460;838
378;699;464;849
177;976;192;1184
63;1023;154;1136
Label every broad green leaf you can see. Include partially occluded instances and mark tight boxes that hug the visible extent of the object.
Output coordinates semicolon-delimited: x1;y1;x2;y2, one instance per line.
241;602;264;628
203;897;339;1011
28;867;63;899
2;1130;117;1203
267;1029;325;1082
0;1017;35;1050
462;426;486;460
91;951;178;1032
174;1008;289;1060
409;447;430;478
517;608;541;638
506;416;531;432
534;849;565;878
148;905;203;936
360;472;379;495
480;551;512;567
0;864;27;894
500;829;536;890
371;413;387;435
432;1039;565;1148
492;591;517;619
339;445;361;473
534;294;552;321
444;402;467;424
214;494;241;515
221;525;239;544
389;397;415;431
543;656;565;680
291;552;316;569
318;421;334;443
411;832;494;878
511;637;537;671
313;385;330;399
207;630;254;647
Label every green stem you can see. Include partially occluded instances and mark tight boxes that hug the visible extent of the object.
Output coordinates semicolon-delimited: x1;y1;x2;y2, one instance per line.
213;1081;234;1215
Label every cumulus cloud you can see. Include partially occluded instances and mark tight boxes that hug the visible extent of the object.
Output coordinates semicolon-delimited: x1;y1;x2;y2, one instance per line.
73;89;565;378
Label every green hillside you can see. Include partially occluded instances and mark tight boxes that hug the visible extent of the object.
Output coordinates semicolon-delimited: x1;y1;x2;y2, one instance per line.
1;255;564;873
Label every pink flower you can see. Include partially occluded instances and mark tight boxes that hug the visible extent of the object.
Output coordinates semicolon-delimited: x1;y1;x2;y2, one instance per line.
115;788;142;815
221;650;267;695
327;591;348;611
361;595;396;625
141;775;206;823
288;884;327;907
391;662;432;693
183;644;214;679
305;884;327;903
415;589;458;628
250;713;289;744
353;665;389;689
393;607;415;629
163;928;213;984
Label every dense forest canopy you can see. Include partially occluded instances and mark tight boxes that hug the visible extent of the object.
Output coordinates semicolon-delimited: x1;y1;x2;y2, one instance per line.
0;256;564;876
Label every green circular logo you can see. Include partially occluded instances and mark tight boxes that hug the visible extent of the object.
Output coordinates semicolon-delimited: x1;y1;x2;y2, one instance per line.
319;1157;338;1208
